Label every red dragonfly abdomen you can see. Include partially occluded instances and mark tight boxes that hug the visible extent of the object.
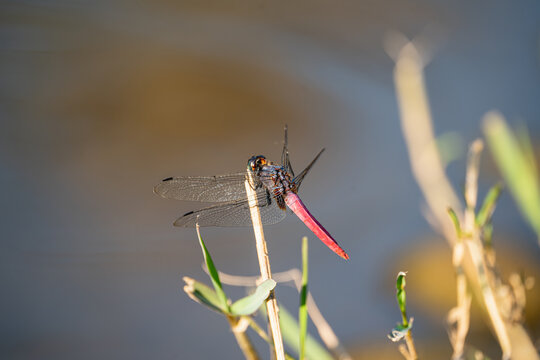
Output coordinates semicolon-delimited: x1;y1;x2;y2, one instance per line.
284;193;349;260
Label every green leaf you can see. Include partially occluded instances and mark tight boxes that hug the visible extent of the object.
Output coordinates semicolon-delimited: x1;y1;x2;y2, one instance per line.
196;225;229;312
476;183;503;228
516;123;538;179
299;237;309;360
183;277;227;314
483;222;494;247
229;279;276;316
483;112;540;241
275;304;333;360
396;271;408;325
447;207;462;238
396;271;406;291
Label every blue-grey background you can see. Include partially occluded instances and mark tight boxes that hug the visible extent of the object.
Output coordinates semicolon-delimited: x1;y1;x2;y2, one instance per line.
1;1;539;359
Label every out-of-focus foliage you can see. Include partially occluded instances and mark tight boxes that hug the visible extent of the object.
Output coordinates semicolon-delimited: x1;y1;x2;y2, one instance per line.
299;236;309;360
483;112;540;243
273;304;333;360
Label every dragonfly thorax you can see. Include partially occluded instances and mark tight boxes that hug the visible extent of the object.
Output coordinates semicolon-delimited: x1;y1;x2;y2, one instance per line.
267;166;296;194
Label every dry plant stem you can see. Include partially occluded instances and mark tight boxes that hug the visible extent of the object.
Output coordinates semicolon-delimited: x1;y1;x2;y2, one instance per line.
227;316;260;360
405;332;418;360
398;343;415;360
244;316;271;343
394;40;539;360
244;174;285;360
214;268;352;360
394;42;462;244
463;141;511;358
446;142;483;360
448;241;471;360
464;140;483;230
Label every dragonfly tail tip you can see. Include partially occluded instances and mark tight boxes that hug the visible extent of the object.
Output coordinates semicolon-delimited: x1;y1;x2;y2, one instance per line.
335;248;349;260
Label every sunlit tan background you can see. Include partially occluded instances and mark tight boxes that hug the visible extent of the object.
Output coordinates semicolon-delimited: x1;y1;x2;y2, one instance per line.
1;1;540;359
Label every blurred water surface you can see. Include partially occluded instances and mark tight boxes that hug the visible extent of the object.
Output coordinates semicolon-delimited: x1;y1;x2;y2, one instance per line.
1;1;539;359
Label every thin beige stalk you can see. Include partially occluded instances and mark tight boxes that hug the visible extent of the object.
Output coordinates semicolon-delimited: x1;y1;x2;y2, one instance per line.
244;173;285;360
393;41;462;245
462;141;511;358
404;332;418;360
244;316;271;343
447;240;471;360
227;316;260;360
398;344;413;360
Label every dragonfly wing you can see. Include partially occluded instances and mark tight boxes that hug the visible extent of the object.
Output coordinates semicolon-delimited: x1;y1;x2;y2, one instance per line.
293;148;325;189
173;188;287;227
281;125;294;177
154;173;248;202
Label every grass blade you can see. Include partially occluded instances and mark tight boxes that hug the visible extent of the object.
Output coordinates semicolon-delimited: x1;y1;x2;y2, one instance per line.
483;111;540;241
183;277;226;314
299;237;309;360
276;305;333;360
396;271;408;326
476;183;503;228
447;207;463;238
196;224;229;312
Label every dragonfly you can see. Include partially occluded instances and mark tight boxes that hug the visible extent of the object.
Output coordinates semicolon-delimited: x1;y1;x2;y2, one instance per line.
154;126;349;260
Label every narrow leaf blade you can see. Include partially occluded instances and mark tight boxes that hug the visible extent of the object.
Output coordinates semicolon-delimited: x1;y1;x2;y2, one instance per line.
476;183;503;228
276;304;333;360
299;237;309;360
396;271;408;326
183;277;226;314
447;207;462;238
196;224;229;311
483;112;540;240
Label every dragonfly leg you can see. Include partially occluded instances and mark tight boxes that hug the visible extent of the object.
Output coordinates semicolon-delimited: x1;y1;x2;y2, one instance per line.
247;172;263;191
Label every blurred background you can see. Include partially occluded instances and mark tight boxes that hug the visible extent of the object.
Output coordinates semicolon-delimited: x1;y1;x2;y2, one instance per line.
1;1;539;359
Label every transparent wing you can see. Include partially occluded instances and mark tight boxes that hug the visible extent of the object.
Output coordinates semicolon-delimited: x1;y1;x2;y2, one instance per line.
153;171;281;203
281;124;294;177
173;188;287;227
154;173;247;202
154;171;282;202
294;148;325;189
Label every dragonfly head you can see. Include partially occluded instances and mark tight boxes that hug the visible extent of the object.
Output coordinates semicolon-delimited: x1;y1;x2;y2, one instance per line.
247;155;267;172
